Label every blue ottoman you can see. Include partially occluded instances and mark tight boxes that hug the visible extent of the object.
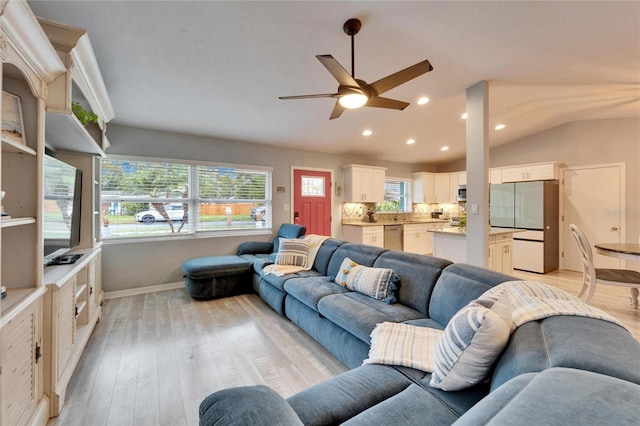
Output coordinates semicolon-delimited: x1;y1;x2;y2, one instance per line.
182;255;251;300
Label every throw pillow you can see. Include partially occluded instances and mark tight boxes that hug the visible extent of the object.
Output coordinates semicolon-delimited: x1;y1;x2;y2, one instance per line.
334;257;398;304
364;322;443;372
275;238;311;267
429;289;512;391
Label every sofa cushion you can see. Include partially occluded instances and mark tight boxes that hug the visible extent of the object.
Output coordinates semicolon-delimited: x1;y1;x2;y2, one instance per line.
283;276;350;312
342;383;460;426
430;289;512;391
334;257;398;304
181;255;250;280
200;385;303;426
287;364;415;426
312;238;345;275
491;315;640;390
318;292;426;344
260;268;324;292
455;368;640;426
364;322;442;372
373;251;452;315
429;264;513;327
326;243;387;278
275;238;311;266
272;223;307;252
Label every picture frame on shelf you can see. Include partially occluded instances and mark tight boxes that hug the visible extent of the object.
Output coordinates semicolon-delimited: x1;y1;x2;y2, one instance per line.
1;91;26;146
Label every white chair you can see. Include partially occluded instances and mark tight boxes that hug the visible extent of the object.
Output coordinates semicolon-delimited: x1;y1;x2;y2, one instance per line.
569;224;640;308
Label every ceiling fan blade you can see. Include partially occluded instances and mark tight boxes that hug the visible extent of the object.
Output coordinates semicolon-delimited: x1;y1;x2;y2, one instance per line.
366;96;410;110
316;55;359;87
279;93;338;100
329;100;345;120
369;60;433;96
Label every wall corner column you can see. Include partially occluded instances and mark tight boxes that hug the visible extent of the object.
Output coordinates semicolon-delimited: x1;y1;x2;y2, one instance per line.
465;81;490;267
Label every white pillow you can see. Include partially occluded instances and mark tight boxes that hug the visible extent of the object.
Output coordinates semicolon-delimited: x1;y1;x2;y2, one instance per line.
334;257;398;304
364;322;443;372
429;289;512;391
275;238;311;267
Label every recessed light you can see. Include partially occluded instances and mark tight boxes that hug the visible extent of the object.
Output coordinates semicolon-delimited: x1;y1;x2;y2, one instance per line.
461;112;468;120
417;97;430;105
362;129;372;136
406;139;416;145
494;124;506;130
440;146;449;151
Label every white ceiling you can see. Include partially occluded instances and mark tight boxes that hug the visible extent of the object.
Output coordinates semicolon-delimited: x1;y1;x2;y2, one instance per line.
28;1;640;166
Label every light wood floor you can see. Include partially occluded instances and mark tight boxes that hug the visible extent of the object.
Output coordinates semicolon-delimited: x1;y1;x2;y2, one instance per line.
49;270;639;426
48;290;348;426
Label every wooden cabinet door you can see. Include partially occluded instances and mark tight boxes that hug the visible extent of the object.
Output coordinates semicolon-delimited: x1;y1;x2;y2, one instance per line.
501;167;526;182
1;298;42;426
434;174;451;203
371;168;386;202
57;278;76;379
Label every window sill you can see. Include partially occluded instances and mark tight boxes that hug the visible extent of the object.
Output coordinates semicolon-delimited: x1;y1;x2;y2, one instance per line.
101;227;273;245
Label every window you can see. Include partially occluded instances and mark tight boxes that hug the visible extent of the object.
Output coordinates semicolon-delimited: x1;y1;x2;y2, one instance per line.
376;177;412;213
100;157;272;240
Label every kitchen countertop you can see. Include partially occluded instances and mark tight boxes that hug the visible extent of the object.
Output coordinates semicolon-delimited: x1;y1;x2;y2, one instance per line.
342;219;449;227
429;227;526;236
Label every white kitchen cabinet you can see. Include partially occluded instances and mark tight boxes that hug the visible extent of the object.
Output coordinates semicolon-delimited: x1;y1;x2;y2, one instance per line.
448;172;466;203
489;234;513;274
434;174;451;203
342;225;384;247
403;224;430;254
343;165;386;203
489;168;503;184
412;172;435;203
43;248;102;417
499;162;558;183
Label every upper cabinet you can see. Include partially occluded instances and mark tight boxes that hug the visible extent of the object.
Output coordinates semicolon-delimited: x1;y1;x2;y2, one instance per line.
38;18;115;155
343;164;386;203
491;162;559;183
414;172;465;204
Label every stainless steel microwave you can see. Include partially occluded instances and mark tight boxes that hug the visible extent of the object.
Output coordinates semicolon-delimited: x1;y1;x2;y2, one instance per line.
457;185;467;202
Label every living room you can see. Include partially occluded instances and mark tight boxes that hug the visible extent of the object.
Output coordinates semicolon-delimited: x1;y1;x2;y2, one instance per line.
1;1;639;425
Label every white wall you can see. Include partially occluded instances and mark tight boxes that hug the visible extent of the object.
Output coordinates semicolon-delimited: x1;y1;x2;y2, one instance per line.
101;124;424;292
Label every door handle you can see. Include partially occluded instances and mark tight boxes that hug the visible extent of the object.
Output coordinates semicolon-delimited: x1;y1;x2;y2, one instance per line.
294;212;299;223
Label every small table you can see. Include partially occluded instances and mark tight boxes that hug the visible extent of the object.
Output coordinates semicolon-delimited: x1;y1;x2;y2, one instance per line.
595;243;640;262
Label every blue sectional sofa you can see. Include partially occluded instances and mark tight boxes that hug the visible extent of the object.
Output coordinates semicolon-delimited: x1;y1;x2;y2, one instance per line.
200;236;640;425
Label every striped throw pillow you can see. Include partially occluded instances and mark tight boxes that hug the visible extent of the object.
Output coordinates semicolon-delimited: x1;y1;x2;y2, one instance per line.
364;322;443;372
334;257;398;304
430;289;512;391
275;238;311;267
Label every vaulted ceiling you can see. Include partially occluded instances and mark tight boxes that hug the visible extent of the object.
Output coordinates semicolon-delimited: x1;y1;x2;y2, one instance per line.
28;1;640;166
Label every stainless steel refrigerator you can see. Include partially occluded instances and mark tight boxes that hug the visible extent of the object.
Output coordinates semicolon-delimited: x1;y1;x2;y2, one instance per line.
490;181;559;273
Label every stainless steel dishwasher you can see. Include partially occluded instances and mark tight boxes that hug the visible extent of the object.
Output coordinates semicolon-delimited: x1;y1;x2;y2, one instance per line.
384;224;404;251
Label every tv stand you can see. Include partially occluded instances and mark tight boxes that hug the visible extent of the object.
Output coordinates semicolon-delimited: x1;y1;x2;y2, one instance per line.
45;253;84;266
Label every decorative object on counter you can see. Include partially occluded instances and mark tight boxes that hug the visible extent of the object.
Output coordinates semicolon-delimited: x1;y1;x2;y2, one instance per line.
1;91;26;146
458;214;467;228
364;208;376;223
71;101;99;125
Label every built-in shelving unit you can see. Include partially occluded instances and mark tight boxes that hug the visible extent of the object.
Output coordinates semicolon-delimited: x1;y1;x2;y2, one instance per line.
1;3;112;425
1;2;67;425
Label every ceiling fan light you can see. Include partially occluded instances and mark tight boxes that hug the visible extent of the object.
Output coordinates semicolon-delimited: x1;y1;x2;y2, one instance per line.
339;93;368;109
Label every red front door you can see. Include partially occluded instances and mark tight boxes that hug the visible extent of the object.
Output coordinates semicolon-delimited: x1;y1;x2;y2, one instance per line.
293;169;332;236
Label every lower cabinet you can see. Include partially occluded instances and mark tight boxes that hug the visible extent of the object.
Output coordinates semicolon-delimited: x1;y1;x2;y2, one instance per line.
489;234;513;274
403;224;430;255
342;225;384;248
1;292;49;426
43;248;102;417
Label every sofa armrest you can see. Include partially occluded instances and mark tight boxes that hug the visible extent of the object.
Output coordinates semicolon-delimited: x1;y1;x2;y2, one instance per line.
199;385;303;426
236;241;274;255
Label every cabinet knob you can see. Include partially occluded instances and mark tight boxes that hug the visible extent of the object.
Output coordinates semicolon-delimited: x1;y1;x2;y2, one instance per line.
611;226;619;231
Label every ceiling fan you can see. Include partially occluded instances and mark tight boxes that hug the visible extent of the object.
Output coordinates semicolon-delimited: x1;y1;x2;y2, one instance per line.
279;18;433;120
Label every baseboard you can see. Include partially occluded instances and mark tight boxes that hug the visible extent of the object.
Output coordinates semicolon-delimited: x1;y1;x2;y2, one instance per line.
104;281;184;300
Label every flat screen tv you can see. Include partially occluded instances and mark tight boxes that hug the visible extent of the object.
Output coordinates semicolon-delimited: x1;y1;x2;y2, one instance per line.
43;154;82;261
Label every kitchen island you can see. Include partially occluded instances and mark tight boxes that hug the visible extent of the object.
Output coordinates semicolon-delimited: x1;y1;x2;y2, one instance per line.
429;227;524;274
